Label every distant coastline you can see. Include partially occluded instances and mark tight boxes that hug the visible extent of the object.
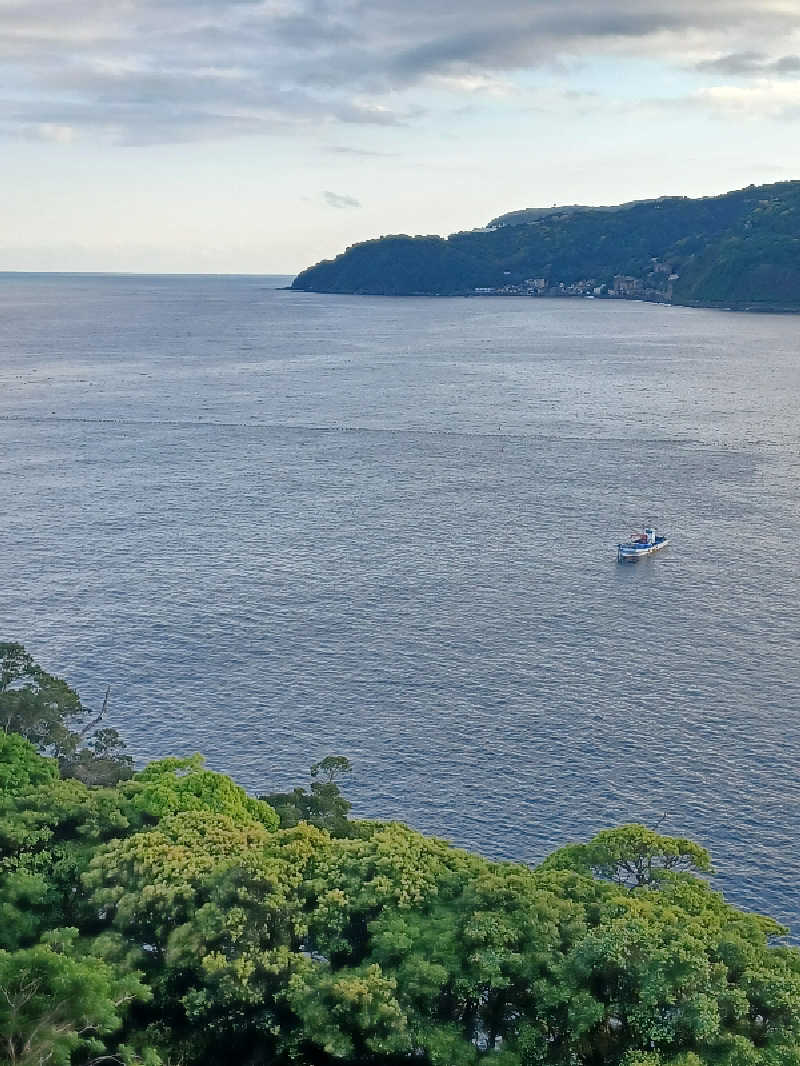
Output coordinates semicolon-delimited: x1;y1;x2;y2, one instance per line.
291;179;800;312
291;286;800;315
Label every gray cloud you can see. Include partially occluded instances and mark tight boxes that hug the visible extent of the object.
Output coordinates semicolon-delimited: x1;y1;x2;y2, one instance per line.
326;144;397;156
2;0;800;143
322;190;361;208
695;51;800;75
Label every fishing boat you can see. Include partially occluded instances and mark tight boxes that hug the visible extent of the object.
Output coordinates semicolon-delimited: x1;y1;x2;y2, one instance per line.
617;527;669;562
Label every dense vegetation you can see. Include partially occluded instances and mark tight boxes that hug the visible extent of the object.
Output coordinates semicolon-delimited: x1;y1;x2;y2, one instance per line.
3;641;800;1066
291;181;800;309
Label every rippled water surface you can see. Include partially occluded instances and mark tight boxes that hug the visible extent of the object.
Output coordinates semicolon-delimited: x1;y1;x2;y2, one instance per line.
1;273;799;930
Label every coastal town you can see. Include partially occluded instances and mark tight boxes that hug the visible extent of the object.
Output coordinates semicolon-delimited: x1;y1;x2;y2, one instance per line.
473;259;680;301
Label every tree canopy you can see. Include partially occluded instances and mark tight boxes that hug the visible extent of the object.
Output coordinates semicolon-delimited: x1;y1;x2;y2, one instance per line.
0;642;133;785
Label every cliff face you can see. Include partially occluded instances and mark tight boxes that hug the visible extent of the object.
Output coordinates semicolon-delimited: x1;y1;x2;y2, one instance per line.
291;181;800;309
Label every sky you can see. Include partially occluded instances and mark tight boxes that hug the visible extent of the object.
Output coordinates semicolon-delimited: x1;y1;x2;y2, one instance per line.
2;0;800;273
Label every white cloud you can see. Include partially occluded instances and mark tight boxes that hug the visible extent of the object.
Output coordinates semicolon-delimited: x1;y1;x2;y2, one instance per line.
36;122;76;143
696;78;800;118
431;73;515;96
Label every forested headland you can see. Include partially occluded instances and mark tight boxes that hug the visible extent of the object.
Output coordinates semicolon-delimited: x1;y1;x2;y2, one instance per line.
2;641;800;1066
290;180;800;310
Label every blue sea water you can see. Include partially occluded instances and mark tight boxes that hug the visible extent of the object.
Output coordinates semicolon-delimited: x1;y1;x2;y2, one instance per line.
1;272;799;931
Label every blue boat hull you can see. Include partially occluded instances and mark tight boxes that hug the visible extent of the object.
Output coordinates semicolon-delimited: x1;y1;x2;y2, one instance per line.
617;536;669;562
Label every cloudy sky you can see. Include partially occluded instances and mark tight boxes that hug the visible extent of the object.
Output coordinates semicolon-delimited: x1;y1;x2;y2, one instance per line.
3;0;800;273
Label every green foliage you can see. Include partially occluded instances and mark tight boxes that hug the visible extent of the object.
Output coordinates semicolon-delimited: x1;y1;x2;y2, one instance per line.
312;755;353;783
0;732;57;794
85;810;275;951
0;772;138;945
61;726;135;787
287;962;410;1061
674;194;800;308
0;642;133;784
160;825;330;1063
0;642;85;758
540;824;713;887
261;756;353;836
0;928;151;1066
291;180;800;309
86;820;332;1064
132;754;279;828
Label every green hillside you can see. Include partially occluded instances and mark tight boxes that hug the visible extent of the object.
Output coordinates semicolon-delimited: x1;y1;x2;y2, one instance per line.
291;181;800;310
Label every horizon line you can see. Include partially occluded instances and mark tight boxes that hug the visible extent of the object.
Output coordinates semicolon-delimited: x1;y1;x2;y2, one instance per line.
0;269;297;278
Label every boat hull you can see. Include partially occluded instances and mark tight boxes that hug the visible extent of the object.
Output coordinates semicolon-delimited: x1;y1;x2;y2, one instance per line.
617;537;669;562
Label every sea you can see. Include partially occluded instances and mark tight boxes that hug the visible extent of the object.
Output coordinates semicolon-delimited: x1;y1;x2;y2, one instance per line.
1;272;799;932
